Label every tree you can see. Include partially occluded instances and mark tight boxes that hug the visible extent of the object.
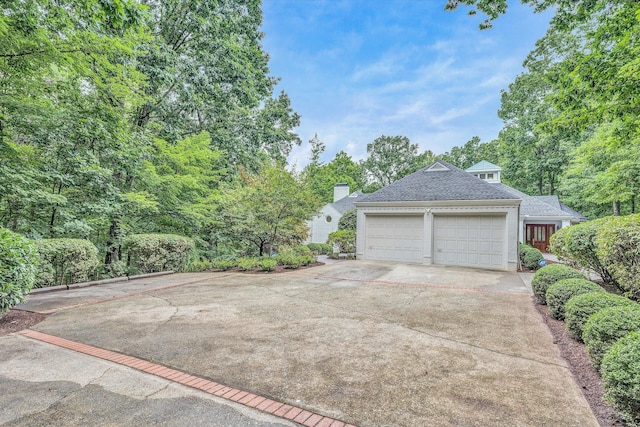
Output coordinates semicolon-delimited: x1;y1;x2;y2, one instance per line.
438;136;500;170
444;0;606;30
134;132;224;237
133;0;300;171
302;147;365;204
561;123;640;217
362;135;433;191
216;164;321;256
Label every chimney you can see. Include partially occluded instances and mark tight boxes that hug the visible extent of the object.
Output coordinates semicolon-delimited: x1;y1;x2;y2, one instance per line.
333;183;350;202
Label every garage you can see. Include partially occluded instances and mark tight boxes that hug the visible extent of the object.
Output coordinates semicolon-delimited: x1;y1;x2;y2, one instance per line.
364;215;424;263
355;160;521;271
433;215;505;269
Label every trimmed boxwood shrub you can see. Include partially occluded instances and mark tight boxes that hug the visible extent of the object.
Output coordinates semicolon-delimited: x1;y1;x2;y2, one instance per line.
531;264;586;305
123;234;194;273
583;305;640;370
35;238;99;287
0;228;37;315
546;278;604;320
522;245;545;270
596;214;640;301
565;292;636;341
601;330;640;426
549;226;573;266
565;218;619;289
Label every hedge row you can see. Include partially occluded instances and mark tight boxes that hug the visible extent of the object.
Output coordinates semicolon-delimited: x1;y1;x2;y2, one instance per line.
546;278;604;320
0;228;37;315
531;264;586;305
123;234;195;274
550;214;640;300
539;270;640;425
35;238;99;287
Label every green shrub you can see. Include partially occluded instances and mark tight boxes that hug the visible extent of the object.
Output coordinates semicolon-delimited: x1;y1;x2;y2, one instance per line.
521;244;544;270
212;259;236;271
565;218;619;288
565;292;636;341
237;257;258;271
306;243;322;255
601;330;640;426
276;247;302;269
0;228;37;315
123;234;194;273
257;257;277;272
546;278;604;320
531;264;586;304
583;305;640;370
338;209;357;231
35;238;99;287
549;226;573;266
328;230;355;253
294;245;313;257
306;243;333;255
102;260;128;278
185;259;213;272
596;214;640;301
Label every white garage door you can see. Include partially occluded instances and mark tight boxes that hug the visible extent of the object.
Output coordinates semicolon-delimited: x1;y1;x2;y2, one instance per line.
365;215;424;263
433;215;505;269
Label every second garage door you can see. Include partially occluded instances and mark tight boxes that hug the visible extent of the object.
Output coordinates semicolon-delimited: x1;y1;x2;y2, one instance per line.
365;215;424;263
433;215;505;269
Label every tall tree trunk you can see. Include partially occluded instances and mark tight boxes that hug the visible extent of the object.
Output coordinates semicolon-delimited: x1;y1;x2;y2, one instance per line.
104;217;122;265
49;207;57;237
537;174;543;196
613;201;621;216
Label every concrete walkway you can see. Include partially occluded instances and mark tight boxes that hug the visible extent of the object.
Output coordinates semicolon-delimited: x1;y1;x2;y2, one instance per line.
3;262;598;426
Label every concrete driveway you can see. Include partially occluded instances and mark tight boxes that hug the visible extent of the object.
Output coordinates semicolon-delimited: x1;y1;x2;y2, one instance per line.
2;261;597;426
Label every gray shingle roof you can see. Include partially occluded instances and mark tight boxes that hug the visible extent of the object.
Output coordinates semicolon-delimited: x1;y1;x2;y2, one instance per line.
331;191;365;214
357;161;519;203
491;183;571;217
559;201;588;221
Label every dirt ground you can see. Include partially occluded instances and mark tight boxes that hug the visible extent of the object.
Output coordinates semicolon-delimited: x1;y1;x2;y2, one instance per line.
0;310;47;336
534;303;625;426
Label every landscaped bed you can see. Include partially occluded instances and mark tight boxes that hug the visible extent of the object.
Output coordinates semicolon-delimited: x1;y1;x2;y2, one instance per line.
535;303;625;426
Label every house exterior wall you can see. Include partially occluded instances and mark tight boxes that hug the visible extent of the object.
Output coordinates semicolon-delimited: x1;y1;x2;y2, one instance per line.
307;205;342;244
356;200;520;271
518;218;572;243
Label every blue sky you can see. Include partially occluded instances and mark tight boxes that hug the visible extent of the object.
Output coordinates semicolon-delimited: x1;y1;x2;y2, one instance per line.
261;1;553;169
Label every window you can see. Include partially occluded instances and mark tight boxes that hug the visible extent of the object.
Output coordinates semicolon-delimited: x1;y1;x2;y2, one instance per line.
487;173;494;179
479;173;486;179
325;215;332;223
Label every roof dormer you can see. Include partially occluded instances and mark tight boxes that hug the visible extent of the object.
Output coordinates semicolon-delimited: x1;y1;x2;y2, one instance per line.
466;160;502;183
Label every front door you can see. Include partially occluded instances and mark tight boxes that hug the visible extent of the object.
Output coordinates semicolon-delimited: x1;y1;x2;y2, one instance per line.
525;224;555;253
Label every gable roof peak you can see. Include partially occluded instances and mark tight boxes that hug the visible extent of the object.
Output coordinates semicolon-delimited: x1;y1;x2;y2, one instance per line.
426;160;451;172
